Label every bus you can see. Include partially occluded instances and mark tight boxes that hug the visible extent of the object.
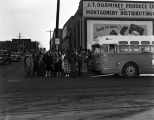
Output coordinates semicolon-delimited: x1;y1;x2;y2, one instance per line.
91;36;154;77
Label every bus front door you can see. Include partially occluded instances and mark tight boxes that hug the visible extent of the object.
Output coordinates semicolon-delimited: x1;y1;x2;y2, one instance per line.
102;53;119;74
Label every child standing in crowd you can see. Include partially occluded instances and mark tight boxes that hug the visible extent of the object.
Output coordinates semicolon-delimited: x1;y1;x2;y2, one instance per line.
76;50;82;77
81;51;88;77
61;52;65;76
33;52;39;76
38;53;45;76
63;51;70;77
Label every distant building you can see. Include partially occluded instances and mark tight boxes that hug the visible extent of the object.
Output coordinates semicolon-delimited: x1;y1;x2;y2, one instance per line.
12;39;39;52
0;39;39;53
61;16;75;51
0;41;12;51
12;39;31;52
31;41;39;51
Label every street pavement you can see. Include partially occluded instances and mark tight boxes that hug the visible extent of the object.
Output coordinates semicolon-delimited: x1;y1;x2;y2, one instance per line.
0;61;154;120
121;108;154;120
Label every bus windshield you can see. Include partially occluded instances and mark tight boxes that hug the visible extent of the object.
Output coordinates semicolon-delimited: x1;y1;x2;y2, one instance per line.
100;44;116;53
100;45;108;53
92;44;100;54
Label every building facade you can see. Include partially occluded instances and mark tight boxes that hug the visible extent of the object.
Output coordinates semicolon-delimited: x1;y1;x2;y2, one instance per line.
0;41;12;51
61;0;154;51
0;39;39;53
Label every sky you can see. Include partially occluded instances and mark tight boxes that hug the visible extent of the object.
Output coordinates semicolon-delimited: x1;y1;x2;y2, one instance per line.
0;0;80;50
0;0;153;50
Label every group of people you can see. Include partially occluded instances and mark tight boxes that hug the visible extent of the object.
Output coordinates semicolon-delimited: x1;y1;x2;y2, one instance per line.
24;49;92;78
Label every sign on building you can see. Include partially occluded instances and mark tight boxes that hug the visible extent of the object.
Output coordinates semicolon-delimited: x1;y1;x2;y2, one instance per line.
55;38;60;44
83;1;154;18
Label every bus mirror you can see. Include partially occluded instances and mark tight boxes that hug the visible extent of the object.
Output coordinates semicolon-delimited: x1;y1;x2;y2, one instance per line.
152;60;154;65
116;61;120;65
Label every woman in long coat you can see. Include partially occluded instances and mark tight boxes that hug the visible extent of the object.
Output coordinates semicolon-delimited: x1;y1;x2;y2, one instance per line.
54;52;62;77
81;51;88;77
44;51;53;77
25;53;34;76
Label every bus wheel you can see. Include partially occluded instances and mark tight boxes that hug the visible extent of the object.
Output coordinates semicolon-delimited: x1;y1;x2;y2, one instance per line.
123;63;138;77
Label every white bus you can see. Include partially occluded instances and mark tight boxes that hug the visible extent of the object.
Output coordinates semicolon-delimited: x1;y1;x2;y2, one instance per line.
91;36;154;77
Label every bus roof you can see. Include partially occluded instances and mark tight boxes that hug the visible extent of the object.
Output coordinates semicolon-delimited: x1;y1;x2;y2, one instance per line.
93;36;154;45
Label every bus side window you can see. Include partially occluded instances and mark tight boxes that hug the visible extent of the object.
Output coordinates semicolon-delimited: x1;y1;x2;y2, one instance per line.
141;45;151;53
119;45;129;53
94;47;100;54
130;45;140;53
151;46;154;53
109;45;116;53
92;44;100;54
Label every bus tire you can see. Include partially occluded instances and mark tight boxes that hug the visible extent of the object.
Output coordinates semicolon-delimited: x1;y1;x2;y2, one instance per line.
123;63;138;77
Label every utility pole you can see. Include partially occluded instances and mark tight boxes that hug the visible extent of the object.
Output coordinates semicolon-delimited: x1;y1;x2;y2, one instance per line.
18;33;22;40
47;30;53;50
56;0;60;38
55;0;60;51
17;33;22;52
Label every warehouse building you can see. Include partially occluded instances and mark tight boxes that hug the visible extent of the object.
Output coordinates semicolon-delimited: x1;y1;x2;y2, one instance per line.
61;0;154;51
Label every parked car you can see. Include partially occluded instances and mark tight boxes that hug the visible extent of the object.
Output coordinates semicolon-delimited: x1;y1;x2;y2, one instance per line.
10;53;21;62
0;49;11;64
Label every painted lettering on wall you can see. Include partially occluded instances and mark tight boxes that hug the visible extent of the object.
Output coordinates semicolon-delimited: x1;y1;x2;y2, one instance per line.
83;1;154;18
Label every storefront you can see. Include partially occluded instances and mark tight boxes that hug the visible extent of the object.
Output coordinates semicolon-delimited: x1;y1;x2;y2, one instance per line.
61;0;154;50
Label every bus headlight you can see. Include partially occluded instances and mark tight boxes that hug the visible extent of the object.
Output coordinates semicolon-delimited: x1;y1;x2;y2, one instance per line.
152;60;154;65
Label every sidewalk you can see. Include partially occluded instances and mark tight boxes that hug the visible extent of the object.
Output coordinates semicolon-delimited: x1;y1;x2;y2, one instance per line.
122;108;154;120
